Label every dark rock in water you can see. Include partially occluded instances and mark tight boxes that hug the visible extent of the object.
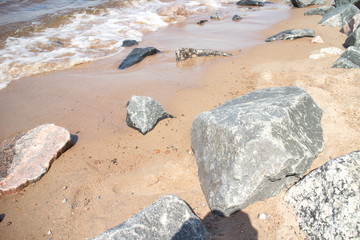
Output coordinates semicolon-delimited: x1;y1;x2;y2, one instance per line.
318;5;360;27
191;86;324;217
0;124;73;194
332;46;360;68
232;14;242;21
118;47;160;69
91;195;210;240
236;0;265;6
290;0;325;8
0;213;5;223
210;12;224;20
126;96;173;135
175;48;232;61
265;29;315;42
343;25;360;47
335;0;359;7
304;6;335;15
121;40;139;47
285;150;360;240
197;20;208;25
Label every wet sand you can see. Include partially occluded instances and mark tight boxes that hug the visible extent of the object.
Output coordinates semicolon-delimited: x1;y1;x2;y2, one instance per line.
0;3;360;240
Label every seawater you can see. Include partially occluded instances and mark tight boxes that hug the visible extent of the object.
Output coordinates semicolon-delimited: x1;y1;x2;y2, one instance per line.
0;0;290;89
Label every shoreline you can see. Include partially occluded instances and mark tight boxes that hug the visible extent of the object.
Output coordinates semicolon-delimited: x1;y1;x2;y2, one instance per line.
1;2;360;240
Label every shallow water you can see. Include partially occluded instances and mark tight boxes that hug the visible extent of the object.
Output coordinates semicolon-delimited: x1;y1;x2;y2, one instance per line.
0;0;291;89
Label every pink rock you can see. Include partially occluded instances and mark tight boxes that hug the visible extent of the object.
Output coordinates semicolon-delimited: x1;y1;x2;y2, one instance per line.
157;4;187;18
340;14;360;36
0;124;72;194
311;35;325;44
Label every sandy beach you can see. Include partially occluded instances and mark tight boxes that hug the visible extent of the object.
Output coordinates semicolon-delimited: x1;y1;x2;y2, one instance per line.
0;2;359;239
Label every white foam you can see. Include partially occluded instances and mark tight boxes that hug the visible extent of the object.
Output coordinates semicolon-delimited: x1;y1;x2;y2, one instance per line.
0;0;240;87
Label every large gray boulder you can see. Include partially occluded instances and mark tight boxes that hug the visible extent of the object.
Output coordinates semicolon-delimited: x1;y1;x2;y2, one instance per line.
334;0;359;7
265;29;315;42
341;13;360;35
126;96;173;135
344;25;360;47
191;86;323;217
0;124;72;194
332;46;360;68
175;48;232;61
304;6;335;16
290;0;325;8
92;195;209;240
318;5;360;27
118;47;160;69
285;150;360;240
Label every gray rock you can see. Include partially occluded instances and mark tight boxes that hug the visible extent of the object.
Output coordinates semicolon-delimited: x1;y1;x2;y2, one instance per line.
318;5;360;27
304;6;335;15
236;0;265;6
118;47;160;69
340;13;360;35
91;195;210;240
232;14;242;21
175;48;232;61
334;0;359;7
290;0;325;8
191;86;323;217
126;96;173;135
344;25;360;47
121;39;139;47
332;46;360;68
0;124;73;194
265;29;315;42
210;12;224;20
285;150;360;240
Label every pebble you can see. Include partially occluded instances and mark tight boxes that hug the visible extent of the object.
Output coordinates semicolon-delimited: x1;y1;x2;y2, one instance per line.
258;213;268;220
62;198;68;203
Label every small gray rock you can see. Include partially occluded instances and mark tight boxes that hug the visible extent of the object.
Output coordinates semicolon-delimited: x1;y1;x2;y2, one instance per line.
232;14;242;21
210;12;224;20
118;47;160;69
291;0;325;8
126;96;173;135
318;5;360;27
332;46;360;68
175;48;232;61
285;150;360;240
344;25;360;48
91;195;209;240
236;0;265;6
191;86;323;217
304;6;335;15
265;29;315;42
121;40;139;47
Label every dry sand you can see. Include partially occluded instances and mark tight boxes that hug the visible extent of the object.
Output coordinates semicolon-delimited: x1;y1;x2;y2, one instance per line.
0;3;359;240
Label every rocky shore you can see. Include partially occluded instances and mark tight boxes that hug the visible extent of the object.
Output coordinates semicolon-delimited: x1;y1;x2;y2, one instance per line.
0;0;359;239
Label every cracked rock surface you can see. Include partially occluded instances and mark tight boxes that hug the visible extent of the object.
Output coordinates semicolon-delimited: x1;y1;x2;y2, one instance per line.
285;150;360;240
175;48;232;61
92;195;209;240
191;86;324;217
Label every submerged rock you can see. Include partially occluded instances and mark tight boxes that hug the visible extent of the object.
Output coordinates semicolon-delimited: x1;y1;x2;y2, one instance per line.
191;86;323;217
304;6;335;15
343;25;360;48
121;40;139;47
210;12;224;20
175;48;232;61
318;5;360;27
118;47;160;69
332;46;360;68
236;0;265;6
0;124;73;194
92;195;209;240
291;0;325;8
126;96;173;135
285;150;360;240
232;14;242;21
265;29;315;42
